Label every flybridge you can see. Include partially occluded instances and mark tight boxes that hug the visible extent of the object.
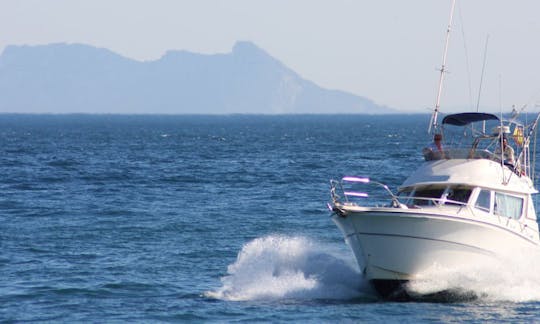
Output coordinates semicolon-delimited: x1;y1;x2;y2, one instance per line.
432;111;540;184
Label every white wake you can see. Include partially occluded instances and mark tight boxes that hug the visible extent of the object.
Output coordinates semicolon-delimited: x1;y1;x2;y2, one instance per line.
207;235;540;302
206;235;371;301
406;247;540;302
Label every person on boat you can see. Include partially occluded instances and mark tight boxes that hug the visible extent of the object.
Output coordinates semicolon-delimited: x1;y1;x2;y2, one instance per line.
423;133;445;160
495;137;515;166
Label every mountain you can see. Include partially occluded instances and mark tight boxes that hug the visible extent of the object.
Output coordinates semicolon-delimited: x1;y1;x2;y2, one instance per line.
0;42;394;114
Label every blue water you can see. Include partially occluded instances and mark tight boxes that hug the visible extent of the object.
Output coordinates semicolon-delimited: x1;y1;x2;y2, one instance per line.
2;114;540;322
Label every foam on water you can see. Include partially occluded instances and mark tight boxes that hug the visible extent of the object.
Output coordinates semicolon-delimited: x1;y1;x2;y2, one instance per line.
206;235;372;301
407;247;540;302
208;235;540;303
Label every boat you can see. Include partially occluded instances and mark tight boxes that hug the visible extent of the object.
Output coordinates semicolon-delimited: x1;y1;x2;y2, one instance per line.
328;1;540;300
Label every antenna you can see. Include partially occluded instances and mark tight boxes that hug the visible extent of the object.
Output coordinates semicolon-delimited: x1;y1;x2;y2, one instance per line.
532;108;540;183
429;0;457;134
476;35;490;112
457;2;474;109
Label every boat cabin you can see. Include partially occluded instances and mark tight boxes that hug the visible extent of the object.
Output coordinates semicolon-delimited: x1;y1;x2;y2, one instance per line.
397;184;530;221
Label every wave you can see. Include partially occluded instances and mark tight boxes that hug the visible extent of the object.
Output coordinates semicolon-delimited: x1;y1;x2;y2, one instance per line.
205;235;372;301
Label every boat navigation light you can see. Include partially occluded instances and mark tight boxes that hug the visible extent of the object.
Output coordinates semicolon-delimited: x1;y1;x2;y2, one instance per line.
342;176;370;183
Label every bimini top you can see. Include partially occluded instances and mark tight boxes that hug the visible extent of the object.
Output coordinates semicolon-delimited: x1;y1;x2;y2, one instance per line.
442;112;499;126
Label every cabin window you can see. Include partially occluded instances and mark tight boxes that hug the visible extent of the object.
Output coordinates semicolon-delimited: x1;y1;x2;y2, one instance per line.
494;192;523;219
475;189;491;212
400;186;472;206
444;187;472;205
412;188;445;206
398;189;417;206
398;189;413;201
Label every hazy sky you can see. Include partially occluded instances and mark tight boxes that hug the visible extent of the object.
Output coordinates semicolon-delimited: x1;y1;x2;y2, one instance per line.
1;0;539;112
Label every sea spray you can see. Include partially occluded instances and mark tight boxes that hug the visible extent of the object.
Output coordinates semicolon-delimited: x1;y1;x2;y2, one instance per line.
206;235;371;301
406;246;540;302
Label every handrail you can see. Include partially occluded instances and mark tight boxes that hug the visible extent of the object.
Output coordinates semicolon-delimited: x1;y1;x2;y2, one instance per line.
404;196;469;208
330;177;404;208
423;147;498;161
330;177;473;210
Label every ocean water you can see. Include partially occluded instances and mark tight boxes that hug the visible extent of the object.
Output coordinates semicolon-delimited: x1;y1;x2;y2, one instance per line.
2;114;540;322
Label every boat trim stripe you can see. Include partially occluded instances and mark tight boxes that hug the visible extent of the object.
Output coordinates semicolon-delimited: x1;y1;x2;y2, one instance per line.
346;231;495;256
341;210;540;246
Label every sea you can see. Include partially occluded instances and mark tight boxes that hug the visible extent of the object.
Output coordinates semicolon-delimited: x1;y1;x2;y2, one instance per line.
2;114;540;322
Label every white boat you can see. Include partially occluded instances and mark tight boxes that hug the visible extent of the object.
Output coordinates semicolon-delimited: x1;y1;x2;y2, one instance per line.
328;1;540;300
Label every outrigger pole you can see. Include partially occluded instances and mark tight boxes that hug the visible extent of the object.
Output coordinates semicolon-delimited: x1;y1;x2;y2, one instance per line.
527;112;540;182
429;0;457;134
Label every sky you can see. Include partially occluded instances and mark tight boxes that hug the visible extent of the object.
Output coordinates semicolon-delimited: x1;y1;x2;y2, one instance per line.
1;0;540;113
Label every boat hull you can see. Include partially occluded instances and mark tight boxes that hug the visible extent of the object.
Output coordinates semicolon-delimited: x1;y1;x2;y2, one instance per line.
332;208;539;297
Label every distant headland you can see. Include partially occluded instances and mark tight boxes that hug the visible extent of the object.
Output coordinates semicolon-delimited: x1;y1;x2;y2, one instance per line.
0;41;394;114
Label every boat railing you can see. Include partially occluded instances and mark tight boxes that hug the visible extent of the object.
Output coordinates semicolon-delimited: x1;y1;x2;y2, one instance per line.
330;176;473;210
330;176;403;208
423;147;498;161
423;146;525;176
400;195;469;208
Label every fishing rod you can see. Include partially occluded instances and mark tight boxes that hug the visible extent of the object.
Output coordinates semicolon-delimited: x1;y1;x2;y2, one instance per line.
429;0;457;134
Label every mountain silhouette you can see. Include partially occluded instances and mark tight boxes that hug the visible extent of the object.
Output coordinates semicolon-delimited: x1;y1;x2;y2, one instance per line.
0;42;394;114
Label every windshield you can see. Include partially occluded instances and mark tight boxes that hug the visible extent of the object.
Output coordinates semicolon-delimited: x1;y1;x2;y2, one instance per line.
399;185;472;207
